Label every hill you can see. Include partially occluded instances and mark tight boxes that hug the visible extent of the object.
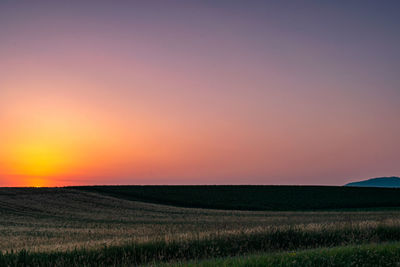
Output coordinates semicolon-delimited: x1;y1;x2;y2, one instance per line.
71;185;400;211
345;177;400;188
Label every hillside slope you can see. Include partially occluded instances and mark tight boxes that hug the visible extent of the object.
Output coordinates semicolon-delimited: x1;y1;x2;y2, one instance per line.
2;187;400;265
0;187;271;252
72;185;400;211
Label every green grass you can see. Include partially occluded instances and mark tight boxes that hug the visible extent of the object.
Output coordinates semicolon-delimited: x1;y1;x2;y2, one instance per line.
2;224;400;266
180;242;400;267
71;185;400;211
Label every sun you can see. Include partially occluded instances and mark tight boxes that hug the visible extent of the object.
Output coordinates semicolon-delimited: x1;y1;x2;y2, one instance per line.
26;177;48;188
7;142;66;187
17;145;60;175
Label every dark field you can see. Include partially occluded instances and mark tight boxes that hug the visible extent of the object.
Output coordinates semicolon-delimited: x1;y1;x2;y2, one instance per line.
1;187;400;266
73;185;400;210
178;242;400;267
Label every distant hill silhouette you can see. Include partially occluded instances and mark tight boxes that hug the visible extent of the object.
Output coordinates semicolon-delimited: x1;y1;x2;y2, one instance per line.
345;177;400;188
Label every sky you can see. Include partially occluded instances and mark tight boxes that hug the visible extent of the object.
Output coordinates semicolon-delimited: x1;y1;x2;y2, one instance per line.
0;1;399;187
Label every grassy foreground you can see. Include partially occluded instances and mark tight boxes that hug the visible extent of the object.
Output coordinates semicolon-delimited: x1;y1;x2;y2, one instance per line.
2;187;400;266
178;242;400;267
2;225;400;266
72;185;400;211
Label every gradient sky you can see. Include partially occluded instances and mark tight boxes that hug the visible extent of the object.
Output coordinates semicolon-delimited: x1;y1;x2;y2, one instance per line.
1;1;399;187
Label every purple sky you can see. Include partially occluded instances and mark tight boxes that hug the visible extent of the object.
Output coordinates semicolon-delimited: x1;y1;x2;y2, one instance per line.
0;1;399;186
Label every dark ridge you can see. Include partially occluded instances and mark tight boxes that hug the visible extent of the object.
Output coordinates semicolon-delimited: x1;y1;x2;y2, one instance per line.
69;185;400;211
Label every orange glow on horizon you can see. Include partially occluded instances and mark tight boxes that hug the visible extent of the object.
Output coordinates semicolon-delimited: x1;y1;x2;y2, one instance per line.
1;0;400;187
11;143;65;177
24;177;48;188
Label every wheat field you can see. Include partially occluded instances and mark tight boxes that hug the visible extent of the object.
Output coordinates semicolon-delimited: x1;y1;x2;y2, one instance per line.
1;187;400;256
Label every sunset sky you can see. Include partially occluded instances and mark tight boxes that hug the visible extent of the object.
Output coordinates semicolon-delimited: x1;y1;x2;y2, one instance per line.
1;1;399;187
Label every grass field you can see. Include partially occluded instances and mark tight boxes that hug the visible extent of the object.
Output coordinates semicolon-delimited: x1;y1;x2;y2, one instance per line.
73;185;400;210
177;242;400;267
1;186;400;266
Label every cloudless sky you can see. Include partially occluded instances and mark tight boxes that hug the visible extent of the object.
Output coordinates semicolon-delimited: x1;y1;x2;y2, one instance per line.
1;1;399;187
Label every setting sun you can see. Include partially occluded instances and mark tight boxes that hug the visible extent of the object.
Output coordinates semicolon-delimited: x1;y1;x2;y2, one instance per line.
25;177;48;188
13;144;64;177
4;142;67;188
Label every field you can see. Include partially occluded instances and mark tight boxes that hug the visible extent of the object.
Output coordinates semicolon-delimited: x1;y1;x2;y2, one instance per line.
178;242;400;267
1;186;400;266
73;185;400;210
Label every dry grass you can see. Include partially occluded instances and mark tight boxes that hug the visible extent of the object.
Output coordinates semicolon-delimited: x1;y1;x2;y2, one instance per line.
1;187;400;255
